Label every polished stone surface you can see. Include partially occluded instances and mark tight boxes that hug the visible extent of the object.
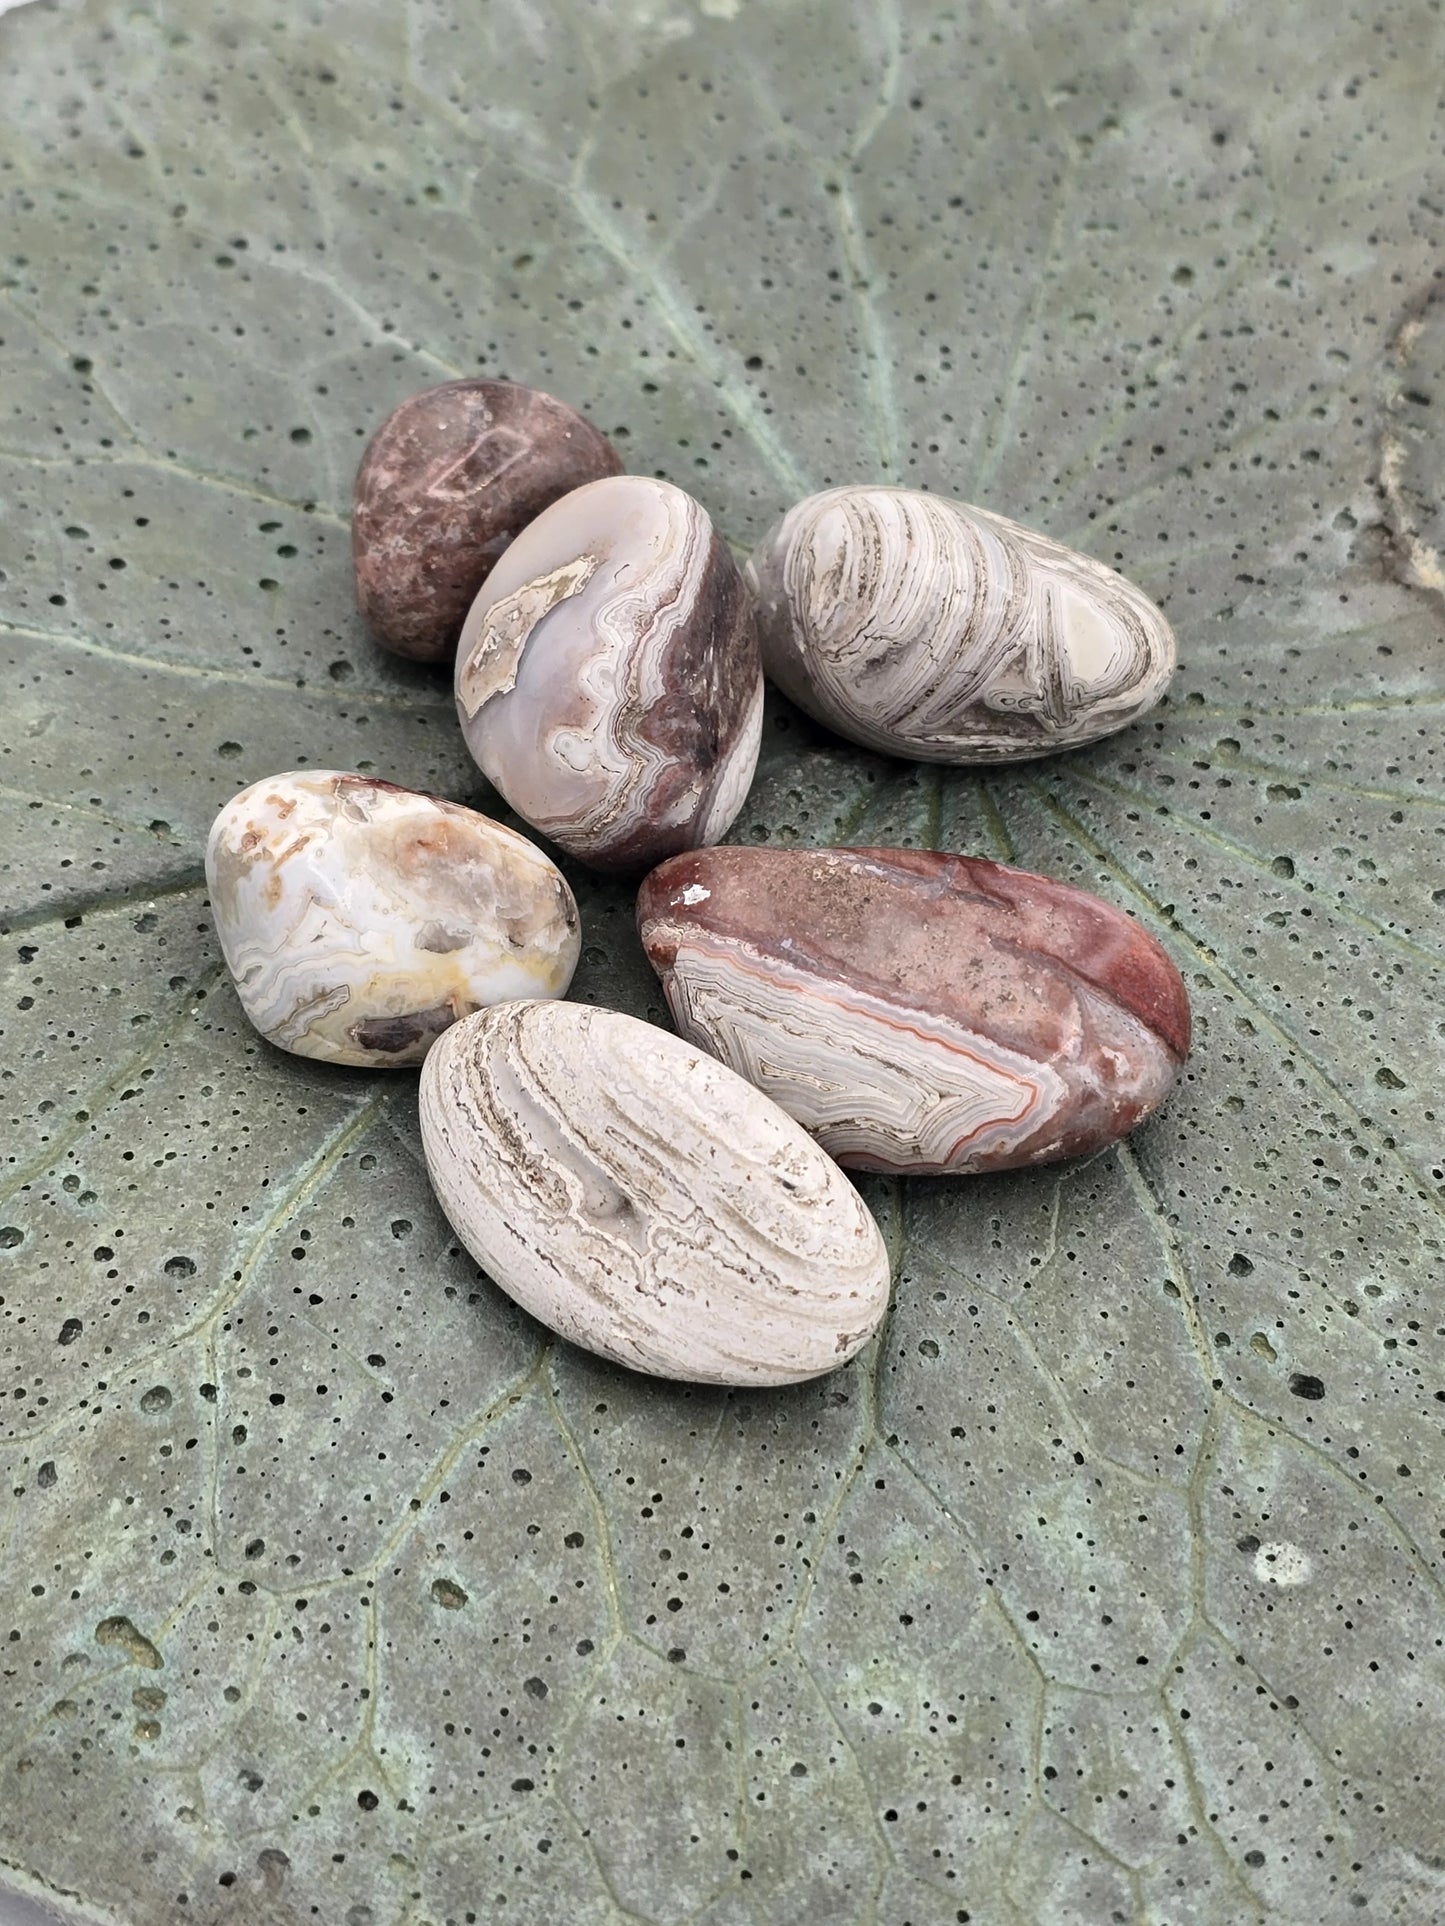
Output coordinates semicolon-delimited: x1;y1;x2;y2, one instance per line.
206;771;579;1066
455;474;763;870
420;1001;891;1384
352;378;621;662
638;844;1190;1173
748;485;1176;761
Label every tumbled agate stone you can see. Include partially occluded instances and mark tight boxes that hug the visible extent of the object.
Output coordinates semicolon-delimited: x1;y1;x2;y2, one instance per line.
748;485;1176;762
206;772;579;1068
419;1002;891;1385
352;379;621;662
637;845;1190;1174
454;474;763;872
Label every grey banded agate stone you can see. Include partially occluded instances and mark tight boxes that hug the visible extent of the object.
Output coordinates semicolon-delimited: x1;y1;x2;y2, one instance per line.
748;484;1176;762
454;475;763;872
352;379;622;663
206;771;580;1068
419;1001;892;1386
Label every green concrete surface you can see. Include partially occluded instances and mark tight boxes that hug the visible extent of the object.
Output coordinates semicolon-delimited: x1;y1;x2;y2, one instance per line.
2;2;1443;1920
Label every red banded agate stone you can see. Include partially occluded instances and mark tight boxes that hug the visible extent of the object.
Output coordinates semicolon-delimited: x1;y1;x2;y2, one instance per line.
636;846;1190;1175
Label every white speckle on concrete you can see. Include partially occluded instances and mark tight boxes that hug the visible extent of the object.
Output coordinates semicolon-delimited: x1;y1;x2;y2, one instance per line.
1254;1540;1313;1587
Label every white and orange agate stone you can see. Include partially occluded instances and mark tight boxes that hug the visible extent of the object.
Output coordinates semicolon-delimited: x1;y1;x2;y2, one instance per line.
206;771;579;1068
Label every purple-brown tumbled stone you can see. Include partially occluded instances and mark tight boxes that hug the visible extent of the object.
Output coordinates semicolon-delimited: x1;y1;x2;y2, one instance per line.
455;475;763;873
637;845;1191;1175
352;379;622;662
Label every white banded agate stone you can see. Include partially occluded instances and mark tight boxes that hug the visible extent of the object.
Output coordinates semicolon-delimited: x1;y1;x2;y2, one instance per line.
747;485;1176;761
206;772;579;1068
638;845;1191;1175
454;475;763;872
419;1002;892;1386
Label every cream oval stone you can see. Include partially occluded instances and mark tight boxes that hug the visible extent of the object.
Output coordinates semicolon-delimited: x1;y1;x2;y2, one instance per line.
748;484;1176;762
206;772;580;1068
419;1002;892;1386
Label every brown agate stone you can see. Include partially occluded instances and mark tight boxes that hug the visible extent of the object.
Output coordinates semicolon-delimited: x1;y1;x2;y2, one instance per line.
352;379;622;662
454;476;764;873
637;845;1191;1175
